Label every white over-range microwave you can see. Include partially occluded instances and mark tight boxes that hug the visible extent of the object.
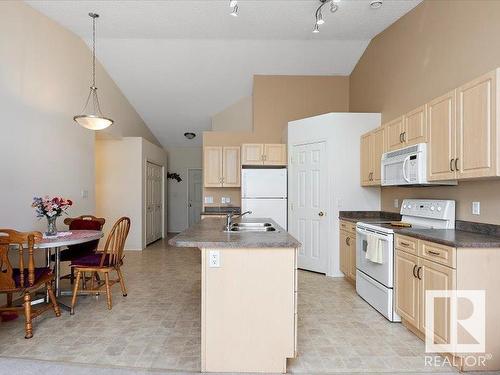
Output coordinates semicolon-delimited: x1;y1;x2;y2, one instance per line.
381;143;457;186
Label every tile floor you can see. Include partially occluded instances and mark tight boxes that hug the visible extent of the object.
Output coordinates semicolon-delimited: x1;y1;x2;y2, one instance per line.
0;238;457;373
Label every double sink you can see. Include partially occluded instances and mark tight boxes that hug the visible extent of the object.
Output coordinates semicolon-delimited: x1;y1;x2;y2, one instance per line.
224;222;279;233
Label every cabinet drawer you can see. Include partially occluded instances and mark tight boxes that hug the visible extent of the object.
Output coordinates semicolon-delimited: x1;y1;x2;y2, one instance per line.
395;235;418;254
419;241;456;268
340;220;350;231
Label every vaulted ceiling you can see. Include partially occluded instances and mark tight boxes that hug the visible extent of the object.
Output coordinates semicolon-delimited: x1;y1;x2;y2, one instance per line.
27;0;421;147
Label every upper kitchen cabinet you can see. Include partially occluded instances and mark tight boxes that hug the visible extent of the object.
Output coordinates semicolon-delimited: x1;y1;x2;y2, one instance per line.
385;116;405;151
360;126;386;186
427;91;457;181
242;143;287;166
405;105;427;146
456;69;498;179
204;146;241;188
241;144;264;165
427;68;499;181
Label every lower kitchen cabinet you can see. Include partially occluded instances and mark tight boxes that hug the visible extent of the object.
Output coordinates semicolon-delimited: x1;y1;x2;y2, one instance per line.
395;234;500;372
339;220;356;284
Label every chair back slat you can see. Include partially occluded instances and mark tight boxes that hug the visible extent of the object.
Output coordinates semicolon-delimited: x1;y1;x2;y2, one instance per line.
101;217;130;267
0;229;42;291
64;215;105;230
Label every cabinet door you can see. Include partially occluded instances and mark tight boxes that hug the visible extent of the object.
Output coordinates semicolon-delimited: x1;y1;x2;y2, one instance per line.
360;132;372;186
405;105;427;146
348;234;356;281
204;147;223;187
456;69;497;179
427;91;457;181
241;144;264;165
222;146;241;187
395;250;419;327
418;259;456;345
339;230;348;276
264;144;287;165
371;127;386;184
385;116;405;151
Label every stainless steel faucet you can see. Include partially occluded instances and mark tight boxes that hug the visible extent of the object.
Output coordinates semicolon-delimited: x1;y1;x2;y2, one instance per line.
225;210;252;230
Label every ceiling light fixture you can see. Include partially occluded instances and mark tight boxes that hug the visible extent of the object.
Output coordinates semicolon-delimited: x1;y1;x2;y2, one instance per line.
229;0;238;17
370;0;383;9
313;0;339;34
73;13;114;131
184;132;196;140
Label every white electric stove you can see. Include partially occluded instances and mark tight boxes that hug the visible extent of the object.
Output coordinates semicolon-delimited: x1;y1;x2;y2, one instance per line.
355;199;455;322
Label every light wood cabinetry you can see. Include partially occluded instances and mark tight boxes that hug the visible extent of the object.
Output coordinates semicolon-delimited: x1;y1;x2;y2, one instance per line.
456;69;498;179
242;143;287;166
360;126;386;186
427;69;499;181
405;105;427;146
395;250;420;327
427;91;457;181
339;220;356;283
203;146;241;188
385;116;405;151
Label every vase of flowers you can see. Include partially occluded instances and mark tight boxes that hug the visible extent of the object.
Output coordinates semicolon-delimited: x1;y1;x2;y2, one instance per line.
32;196;73;236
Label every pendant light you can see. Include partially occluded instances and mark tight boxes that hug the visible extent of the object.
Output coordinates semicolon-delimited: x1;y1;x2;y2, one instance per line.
74;13;114;130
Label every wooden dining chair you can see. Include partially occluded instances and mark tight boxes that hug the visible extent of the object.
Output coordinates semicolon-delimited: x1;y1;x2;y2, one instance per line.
52;215;105;284
70;217;130;314
0;229;61;338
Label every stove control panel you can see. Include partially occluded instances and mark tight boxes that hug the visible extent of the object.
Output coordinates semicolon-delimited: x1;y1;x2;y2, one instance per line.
400;199;455;221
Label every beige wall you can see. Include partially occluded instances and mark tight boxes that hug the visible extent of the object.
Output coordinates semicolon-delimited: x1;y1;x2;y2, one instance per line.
349;0;500;224
0;1;159;233
166;146;203;232
212;96;253;132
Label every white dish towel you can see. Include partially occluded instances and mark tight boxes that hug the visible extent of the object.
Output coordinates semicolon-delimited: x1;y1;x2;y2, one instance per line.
365;234;384;264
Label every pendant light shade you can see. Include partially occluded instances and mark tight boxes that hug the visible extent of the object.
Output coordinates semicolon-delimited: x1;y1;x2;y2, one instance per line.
74;13;114;130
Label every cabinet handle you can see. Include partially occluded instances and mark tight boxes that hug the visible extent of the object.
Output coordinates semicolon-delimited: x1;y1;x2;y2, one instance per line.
450;158;455;171
427;250;441;256
417;266;422;280
455;158;459;171
346;236;350;246
402;132;406;142
399;133;403;143
400;241;410;247
412;264;418;278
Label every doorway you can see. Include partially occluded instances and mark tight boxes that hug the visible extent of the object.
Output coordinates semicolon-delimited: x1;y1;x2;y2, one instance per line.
146;161;163;245
289;142;328;273
188;168;203;227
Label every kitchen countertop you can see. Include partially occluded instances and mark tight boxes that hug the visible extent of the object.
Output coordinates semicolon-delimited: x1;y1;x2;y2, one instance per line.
169;217;301;249
339;211;401;223
339;211;500;248
201;206;241;215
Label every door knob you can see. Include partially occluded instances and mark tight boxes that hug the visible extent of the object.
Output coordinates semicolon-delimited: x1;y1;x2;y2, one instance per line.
318;211;325;217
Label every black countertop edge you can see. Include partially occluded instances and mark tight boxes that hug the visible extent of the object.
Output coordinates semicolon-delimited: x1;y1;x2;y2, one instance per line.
201;206;241;215
338;211;402;222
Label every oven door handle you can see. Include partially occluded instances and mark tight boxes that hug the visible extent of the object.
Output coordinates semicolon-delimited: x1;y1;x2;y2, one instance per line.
356;227;391;241
402;155;411;183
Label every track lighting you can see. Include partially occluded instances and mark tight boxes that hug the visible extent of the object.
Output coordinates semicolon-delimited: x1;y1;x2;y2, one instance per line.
313;0;339;34
229;0;238;16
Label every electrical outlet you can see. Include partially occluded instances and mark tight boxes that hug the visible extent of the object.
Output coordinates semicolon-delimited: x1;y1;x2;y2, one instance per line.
394;199;399;208
472;202;481;215
221;197;226;204
81;189;89;199
225;197;231;203
208;250;220;268
204;196;213;204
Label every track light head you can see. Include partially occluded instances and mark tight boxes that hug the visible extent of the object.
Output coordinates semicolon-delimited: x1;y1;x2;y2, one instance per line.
312;24;320;33
316;11;325;25
230;3;238;16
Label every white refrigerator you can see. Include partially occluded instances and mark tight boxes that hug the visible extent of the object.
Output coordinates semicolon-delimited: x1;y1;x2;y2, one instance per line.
241;168;287;229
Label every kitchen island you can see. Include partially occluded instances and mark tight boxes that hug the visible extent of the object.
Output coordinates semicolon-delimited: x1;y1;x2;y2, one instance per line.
169;217;301;373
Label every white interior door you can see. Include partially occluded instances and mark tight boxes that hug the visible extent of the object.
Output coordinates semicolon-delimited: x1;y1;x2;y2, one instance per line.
188;168;203;226
146;162;163;245
290;142;328;273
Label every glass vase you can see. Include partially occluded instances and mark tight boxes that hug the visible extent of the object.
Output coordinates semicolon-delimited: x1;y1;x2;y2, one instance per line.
46;216;58;236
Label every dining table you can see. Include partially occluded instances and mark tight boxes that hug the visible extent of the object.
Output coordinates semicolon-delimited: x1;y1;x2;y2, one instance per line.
33;230;104;311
